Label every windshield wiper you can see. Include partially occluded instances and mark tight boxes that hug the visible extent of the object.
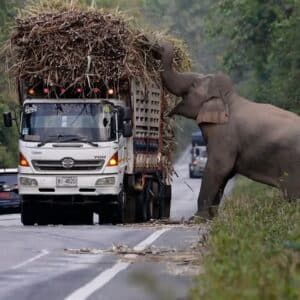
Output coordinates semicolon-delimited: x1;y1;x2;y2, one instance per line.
37;134;98;147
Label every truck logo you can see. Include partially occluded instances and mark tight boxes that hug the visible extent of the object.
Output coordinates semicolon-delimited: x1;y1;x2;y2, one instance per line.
61;158;75;169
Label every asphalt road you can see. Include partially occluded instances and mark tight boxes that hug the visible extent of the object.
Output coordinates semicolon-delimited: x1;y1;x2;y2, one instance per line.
0;149;233;300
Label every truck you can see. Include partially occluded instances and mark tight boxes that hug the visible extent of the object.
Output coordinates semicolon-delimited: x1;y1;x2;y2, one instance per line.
189;131;207;178
3;78;172;225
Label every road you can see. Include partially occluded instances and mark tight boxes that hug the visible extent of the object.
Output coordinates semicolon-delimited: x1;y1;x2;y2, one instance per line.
0;149;233;300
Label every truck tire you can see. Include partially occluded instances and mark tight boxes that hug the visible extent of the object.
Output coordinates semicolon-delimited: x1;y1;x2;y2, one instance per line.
114;190;126;224
151;181;160;219
99;195;123;225
160;184;171;219
124;191;136;223
36;204;51;225
99;203;112;224
21;202;36;226
135;190;147;222
72;208;93;225
135;179;160;222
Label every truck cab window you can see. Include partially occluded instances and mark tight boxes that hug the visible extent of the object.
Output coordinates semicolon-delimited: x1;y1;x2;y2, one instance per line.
21;103;117;143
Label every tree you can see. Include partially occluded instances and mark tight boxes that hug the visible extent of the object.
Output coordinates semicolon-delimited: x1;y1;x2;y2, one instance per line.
205;0;300;110
143;0;220;73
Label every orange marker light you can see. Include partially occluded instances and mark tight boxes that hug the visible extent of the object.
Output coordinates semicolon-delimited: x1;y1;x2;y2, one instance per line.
107;152;118;166
108;88;114;95
19;153;30;167
28;88;35;96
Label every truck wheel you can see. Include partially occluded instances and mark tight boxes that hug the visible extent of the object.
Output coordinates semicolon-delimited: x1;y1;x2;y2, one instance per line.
83;210;94;225
99;205;110;224
151;181;160;219
135;179;158;222
21;202;37;226
113;190;126;224
160;184;171;219
36;204;51;225
73;208;93;225
124;192;136;223
135;190;147;223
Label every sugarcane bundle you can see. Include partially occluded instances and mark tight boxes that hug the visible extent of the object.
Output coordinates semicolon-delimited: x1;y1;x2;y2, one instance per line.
3;1;191;179
5;2;190;90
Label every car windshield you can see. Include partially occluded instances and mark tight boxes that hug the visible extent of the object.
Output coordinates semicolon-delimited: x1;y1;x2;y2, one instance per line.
21;103;117;142
0;174;17;186
193;148;207;158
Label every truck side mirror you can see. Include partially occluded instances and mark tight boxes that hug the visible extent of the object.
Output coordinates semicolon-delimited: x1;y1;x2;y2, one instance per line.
123;122;133;137
3;112;12;127
123;107;132;121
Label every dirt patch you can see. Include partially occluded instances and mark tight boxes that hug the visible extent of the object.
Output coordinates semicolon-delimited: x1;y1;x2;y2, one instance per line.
64;223;209;276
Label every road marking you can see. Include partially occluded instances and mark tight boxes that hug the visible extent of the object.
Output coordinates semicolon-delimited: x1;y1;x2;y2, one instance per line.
0;214;20;222
64;228;170;300
11;249;49;270
133;228;169;251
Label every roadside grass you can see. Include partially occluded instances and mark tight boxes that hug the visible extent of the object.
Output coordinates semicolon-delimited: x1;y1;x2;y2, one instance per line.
191;177;300;300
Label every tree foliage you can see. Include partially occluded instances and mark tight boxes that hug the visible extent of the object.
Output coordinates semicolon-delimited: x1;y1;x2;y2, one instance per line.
0;0;299;166
205;0;300;110
143;0;219;72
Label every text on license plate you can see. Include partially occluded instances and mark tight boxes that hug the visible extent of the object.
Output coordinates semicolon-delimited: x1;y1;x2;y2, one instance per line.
56;176;77;187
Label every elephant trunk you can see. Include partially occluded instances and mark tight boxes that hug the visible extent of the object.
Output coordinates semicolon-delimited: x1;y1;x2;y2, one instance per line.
159;41;196;97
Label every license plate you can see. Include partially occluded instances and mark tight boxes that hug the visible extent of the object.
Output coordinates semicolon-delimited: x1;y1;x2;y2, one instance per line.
56;176;77;187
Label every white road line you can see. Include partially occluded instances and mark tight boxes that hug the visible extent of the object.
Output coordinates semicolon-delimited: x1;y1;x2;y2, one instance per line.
0;214;20;221
64;228;170;300
11;249;49;270
133;228;169;251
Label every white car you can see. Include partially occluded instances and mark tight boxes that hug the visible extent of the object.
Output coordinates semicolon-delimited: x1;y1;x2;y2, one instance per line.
189;146;207;178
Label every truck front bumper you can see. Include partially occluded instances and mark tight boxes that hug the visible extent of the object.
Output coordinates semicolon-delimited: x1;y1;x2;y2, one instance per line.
19;173;121;196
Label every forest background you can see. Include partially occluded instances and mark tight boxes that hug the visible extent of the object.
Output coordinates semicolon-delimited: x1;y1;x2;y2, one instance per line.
0;0;299;167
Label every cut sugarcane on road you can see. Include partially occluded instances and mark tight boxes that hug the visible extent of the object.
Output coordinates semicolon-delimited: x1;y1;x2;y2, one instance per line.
0;148;234;300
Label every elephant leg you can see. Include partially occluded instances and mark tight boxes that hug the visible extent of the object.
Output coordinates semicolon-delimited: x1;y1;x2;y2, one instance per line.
196;159;235;219
209;175;232;217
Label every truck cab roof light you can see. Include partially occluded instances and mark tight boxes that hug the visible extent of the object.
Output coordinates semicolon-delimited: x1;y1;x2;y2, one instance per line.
107;152;118;166
76;87;83;94
93;88;100;94
19;153;30;167
43;87;49;94
108;88;114;95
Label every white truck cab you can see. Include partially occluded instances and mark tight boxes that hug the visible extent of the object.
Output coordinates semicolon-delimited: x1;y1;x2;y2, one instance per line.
19;98;127;196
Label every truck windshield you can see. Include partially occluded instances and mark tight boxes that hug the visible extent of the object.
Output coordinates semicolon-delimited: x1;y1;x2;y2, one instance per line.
21;103;116;142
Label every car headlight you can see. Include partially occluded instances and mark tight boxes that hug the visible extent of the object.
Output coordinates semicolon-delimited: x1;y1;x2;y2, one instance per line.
95;177;116;186
20;177;38;187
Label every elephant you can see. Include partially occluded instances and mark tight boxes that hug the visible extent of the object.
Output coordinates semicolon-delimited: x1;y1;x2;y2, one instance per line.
151;40;300;218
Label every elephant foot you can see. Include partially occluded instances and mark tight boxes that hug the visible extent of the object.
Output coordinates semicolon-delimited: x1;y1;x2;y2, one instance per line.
189;210;210;223
209;205;219;218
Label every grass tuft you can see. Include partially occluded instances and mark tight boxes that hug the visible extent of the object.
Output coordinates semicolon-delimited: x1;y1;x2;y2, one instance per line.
191;177;300;300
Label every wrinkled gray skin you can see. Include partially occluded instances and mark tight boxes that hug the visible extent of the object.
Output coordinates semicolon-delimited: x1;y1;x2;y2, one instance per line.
152;40;300;218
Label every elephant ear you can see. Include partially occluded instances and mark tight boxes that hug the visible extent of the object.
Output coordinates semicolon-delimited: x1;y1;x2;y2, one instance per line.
195;74;230;124
196;98;229;124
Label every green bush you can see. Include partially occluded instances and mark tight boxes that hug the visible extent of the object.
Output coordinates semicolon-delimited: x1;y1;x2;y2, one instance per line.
191;177;300;300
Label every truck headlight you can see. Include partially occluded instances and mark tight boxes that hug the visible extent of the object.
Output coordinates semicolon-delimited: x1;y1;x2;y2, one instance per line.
20;177;38;187
95;177;116;186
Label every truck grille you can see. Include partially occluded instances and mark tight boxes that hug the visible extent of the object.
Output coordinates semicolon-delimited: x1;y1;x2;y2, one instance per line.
32;159;105;171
